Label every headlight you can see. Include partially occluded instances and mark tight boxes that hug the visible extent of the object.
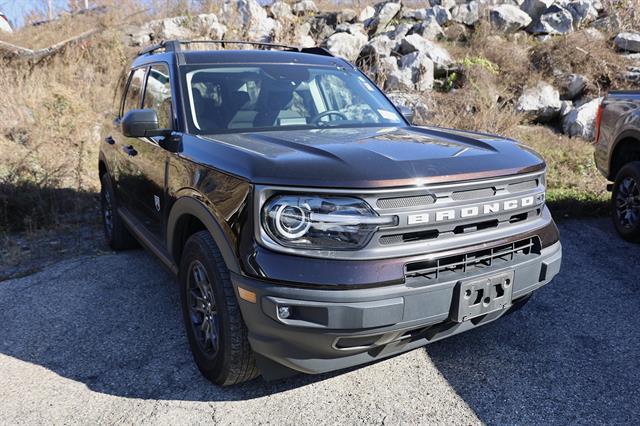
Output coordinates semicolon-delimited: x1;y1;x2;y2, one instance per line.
262;195;395;250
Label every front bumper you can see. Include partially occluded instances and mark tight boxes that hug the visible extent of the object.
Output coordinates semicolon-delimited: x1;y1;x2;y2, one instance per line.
232;240;562;377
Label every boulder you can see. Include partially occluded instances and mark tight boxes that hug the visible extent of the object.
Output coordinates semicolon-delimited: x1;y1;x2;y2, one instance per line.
431;6;452;26
388;22;414;40
520;0;554;21
365;34;398;57
615;32;640;53
325;31;368;61
562;97;603;140
451;1;480;26
123;24;152;46
309;12;339;40
527;5;574;35
152;16;195;39
269;1;294;20
428;0;456;9
297;34;316;48
0;15;12;33
370;1;403;34
292;0;318;16
623;66;640;84
566;0;598;29
516;81;562;122
560;100;574;117
410;17;445;41
489;5;532;33
592;15;620;33
357;34;398;71
338;9;358;23
399;34;454;72
385;65;415;91
222;0;278;42
400;51;435;91
557;74;587;100
335;22;366;35
358;6;376;22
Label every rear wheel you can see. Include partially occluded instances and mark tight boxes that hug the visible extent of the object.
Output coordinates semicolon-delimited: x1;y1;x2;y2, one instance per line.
179;231;259;386
100;173;137;250
612;162;640;243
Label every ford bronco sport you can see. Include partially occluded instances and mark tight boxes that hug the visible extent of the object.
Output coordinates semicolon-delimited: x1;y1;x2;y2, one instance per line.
99;40;562;385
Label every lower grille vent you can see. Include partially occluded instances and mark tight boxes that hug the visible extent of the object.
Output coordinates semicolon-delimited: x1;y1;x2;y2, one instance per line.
405;237;541;280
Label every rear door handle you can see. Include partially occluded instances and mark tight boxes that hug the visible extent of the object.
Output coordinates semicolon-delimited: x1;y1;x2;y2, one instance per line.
105;136;115;145
122;145;137;156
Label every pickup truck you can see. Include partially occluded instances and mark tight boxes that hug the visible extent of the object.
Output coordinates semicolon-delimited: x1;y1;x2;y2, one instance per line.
99;40;562;385
594;91;640;241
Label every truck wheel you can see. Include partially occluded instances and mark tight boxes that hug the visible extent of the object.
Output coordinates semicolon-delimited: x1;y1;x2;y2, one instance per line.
178;231;259;386
100;173;137;250
612;161;640;243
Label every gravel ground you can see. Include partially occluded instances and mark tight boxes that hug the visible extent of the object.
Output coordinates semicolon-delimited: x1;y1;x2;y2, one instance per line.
0;218;638;425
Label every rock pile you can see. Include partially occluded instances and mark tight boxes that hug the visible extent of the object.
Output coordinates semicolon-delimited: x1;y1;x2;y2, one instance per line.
122;0;636;141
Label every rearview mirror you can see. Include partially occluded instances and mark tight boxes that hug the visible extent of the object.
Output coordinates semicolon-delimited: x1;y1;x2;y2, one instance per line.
397;105;414;124
122;109;171;138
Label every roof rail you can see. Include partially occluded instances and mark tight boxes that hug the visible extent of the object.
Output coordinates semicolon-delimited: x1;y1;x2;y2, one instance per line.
137;40;333;57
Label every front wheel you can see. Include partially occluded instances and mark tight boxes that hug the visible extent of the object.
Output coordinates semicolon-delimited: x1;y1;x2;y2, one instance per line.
612;161;640;243
179;231;259;386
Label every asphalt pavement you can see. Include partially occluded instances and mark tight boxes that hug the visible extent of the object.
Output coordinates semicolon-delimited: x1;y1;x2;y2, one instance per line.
0;218;638;425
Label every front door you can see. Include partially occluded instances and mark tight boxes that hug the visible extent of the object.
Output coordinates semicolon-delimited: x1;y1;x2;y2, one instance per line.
124;63;174;241
110;67;147;216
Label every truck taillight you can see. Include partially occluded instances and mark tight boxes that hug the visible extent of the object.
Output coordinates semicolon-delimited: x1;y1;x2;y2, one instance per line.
594;101;604;144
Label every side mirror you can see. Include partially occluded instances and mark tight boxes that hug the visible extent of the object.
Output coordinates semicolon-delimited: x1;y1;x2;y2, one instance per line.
397;105;414;124
121;109;170;138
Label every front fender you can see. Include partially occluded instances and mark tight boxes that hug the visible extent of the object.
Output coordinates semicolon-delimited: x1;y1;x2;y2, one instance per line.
167;196;241;274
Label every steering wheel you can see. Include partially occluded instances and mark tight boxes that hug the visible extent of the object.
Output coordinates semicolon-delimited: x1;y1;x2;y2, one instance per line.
310;110;348;125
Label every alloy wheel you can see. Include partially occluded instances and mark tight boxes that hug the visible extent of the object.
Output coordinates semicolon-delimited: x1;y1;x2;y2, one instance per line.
187;260;220;357
616;177;640;229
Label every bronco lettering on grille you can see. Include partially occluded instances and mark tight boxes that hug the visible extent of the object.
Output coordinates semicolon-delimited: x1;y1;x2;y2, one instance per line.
407;194;543;225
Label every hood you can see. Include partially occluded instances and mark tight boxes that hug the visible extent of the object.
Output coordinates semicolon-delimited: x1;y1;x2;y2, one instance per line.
187;126;545;189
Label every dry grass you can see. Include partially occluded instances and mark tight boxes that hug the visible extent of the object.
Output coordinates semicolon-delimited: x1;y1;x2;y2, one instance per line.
511;126;609;217
0;12;137;232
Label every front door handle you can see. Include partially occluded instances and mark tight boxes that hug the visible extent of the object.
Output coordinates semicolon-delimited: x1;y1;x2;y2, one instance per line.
105;136;115;145
122;145;137;156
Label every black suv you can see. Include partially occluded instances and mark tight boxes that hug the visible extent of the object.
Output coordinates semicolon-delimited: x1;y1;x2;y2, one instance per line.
99;40;562;385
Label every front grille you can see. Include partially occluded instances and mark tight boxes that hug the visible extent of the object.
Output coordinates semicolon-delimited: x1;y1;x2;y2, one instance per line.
377;194;436;209
451;187;496;201
508;179;538;193
405;237;541;281
371;172;546;249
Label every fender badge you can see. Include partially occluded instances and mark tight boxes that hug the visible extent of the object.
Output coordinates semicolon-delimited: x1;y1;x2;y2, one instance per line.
154;195;161;212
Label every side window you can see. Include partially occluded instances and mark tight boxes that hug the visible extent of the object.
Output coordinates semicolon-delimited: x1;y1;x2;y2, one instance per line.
143;64;173;129
122;67;147;116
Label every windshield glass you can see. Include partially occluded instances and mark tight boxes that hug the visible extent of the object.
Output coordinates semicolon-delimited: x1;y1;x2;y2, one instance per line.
182;64;405;134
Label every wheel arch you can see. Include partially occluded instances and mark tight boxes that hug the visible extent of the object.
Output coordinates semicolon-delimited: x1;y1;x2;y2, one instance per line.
167;196;241;274
610;131;640;180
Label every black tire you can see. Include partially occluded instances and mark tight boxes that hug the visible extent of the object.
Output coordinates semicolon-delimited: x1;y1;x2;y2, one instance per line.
612;161;640;243
179;231;259;386
100;173;137;250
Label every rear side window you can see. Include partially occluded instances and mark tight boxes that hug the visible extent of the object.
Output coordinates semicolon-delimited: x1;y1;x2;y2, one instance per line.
143;64;173;129
121;67;147;116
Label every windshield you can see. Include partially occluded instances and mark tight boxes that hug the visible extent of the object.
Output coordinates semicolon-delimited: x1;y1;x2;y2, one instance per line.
181;64;406;134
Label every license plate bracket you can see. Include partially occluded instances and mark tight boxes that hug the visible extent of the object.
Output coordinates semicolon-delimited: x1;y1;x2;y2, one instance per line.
451;271;514;323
